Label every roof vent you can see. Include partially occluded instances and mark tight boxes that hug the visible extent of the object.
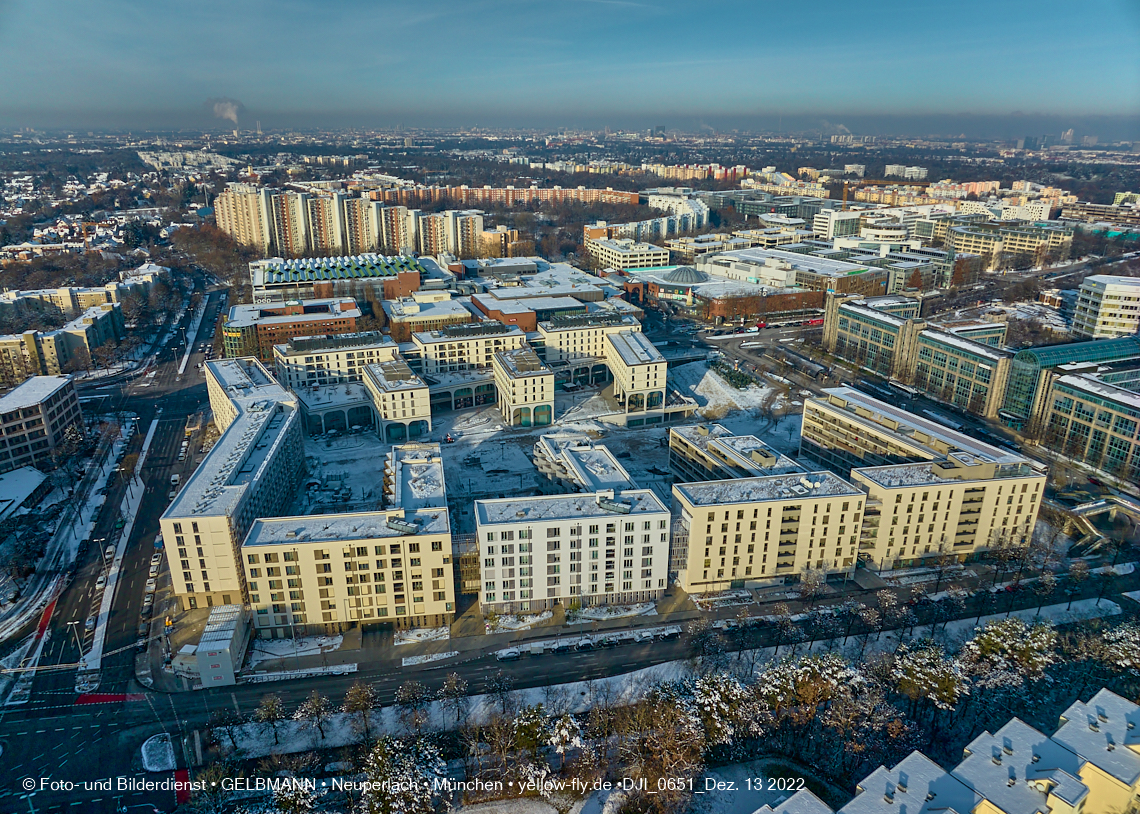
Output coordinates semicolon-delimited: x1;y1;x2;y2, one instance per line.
1031;754;1040;763
925;793;936;802
1090;722;1100;732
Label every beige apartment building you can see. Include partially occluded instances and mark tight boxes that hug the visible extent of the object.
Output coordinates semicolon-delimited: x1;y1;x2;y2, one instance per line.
1072;274;1140;338
668;423;803;483
410;322;526;376
604;330;666;415
946;221;1073;271
381;295;474;343
0;376;83;474
362;359;432;443
161;359;306;611
671;472;866;592
492;346;553;427
584;237;670;271
537;313;642;363
272;332;399;390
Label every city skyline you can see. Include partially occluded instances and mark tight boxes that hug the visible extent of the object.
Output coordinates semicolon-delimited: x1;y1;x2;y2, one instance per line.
1;0;1138;136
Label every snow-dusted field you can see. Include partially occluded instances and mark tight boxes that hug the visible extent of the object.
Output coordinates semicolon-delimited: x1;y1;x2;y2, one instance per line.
403;651;459;667
246;634;342;669
670;362;784;417
491;610;553;631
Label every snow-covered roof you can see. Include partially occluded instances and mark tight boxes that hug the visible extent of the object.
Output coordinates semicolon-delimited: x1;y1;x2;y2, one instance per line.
605;330;664;367
841;751;981;814
243;508;450;546
1053;688;1140;787
476;489;667;526
0;376;70;413
494;346;550;379
671;424;803;476
0;465;47;520
164;359;298;519
952;718;1088;813
198;605;244;651
1055;373;1140;412
534;435;636;493
364;359;427;393
674;471;860;507
916;328;1009;363
225;298;359;329
753;790;834;814
385;442;447;511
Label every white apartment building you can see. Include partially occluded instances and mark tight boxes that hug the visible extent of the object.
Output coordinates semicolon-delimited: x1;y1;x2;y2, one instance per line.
161;359;305;611
812;209;863;240
475;489;671;614
492;346;553;427
272;332;399;390
0;376;83;475
1073;275;1140;339
584;237;670;271
604;330;666;415
671;472;865;593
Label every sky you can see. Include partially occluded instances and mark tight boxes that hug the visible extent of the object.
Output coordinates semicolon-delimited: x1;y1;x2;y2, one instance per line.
1;0;1138;137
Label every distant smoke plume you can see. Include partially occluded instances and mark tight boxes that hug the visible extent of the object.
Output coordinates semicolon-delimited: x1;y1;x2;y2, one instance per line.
835;123;852;134
207;97;244;126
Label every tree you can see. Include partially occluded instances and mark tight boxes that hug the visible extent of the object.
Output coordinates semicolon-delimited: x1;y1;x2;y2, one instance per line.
62;345;92;374
272;780;316;814
358;737;446;814
293;690;332;742
207;708;243;754
1068;559;1091;608
799;568;827;608
254;693;285;745
395;680;431;734
907;268;924;291
548;713;582;771
438;671;469;728
1034;571;1058;618
343;681;377;743
890;643;968;716
959;617;1056;688
487;669;516;717
513;704;549;760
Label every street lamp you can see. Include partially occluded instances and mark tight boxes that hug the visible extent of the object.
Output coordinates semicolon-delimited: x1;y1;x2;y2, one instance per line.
66;620;84;655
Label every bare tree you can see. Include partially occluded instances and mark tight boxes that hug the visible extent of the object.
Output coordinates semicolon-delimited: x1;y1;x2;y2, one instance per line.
294;690;332;742
438;671;469;727
343;681;377;742
254;693;285;745
395;680;431;734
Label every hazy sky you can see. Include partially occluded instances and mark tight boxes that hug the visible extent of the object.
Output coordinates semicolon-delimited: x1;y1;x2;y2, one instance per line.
1;0;1138;135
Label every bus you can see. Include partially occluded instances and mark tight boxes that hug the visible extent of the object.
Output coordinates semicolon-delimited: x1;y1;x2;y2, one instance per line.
888;379;920;397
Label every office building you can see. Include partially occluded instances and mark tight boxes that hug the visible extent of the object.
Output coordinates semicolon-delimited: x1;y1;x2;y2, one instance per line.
813;210;863;240
222;298;361;362
381;294;474;343
249;254;424;304
0;376;83;474
584;237;671;271
1073;275;1140;339
492;346;553;427
604;330;665;416
822;294;1012;418
699;248;892;297
475;488;671;614
160;359;306;611
1061;201;1140;228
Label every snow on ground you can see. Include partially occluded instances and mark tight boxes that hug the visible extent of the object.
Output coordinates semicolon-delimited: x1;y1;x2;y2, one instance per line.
490;611;553;631
569;603;656;622
246;634;342;668
394;626;450;646
141;734;175;772
291;434;389;515
402;651;459;667
695;590;754;611
670;362;781;417
243;664;357;684
687;761;802;814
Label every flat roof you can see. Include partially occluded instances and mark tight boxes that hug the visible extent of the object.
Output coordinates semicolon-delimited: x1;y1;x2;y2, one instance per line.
383;297;471;321
385;442;447;511
495;346;551;378
198;605;244;649
713;247;873;277
476;489;667;525
0;465;47;520
364;359;426;393
251;254;425;288
243;508;450;547
277;332;396;357
0;376;70;412
164;359;298;519
675;471;860;507
605;330;664;366
226;300;360;329
811;387;1029;466
535;436;635;493
413;321;523;345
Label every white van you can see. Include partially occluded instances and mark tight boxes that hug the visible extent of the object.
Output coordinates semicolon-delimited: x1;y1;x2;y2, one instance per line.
170;474;180;486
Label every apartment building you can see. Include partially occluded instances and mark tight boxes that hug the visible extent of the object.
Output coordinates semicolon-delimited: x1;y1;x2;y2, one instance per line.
0;302;125;379
812;209;862;240
475;489;671;614
604;330;665;416
801;388;1045;568
946;221;1073;271
416;210;484;257
1061;200;1140;227
361;360;432;443
412;322;526;376
822;294;1012;418
249;254;423;304
808;689;1140;814
0;376;83;474
492;346;553;427
222;299;361;362
668;423;803;483
214;183;275;254
533;436;636;494
272;332;399;390
160;359;305;611
242;443;455;635
375;185;639;209
671;471;865;592
584;237;670;271
537;313;642;364
381;294;473;342
1073;275;1140;338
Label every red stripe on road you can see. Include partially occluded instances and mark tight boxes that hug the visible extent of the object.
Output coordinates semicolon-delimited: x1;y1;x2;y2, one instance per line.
35;598;57;640
175;769;191;804
74;693;145;704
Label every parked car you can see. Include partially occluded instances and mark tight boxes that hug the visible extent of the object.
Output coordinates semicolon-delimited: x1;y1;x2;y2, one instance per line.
634;630;655;643
84;616;96;632
148;563;159;578
95;575;107;591
144;578;157;594
137;622;149;637
135;637;148;652
105;545;115;560
150;553;163;567
496;648;521;661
